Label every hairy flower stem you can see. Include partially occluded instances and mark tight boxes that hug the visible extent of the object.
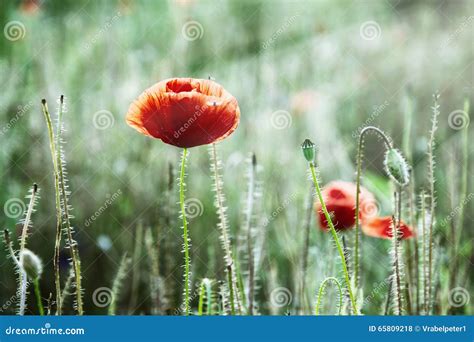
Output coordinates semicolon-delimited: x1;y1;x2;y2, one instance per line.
55;97;83;315
227;265;236;315
392;191;403;315
355;127;393;290
309;162;358;315
17;184;38;315
179;148;191;315
315;277;343;315
33;279;44;316
40;100;62;314
427;94;440;315
210;143;240;314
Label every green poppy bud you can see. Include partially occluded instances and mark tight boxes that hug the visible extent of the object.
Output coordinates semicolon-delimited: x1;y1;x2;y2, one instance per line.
384;148;410;186
20;249;43;281
301;139;316;162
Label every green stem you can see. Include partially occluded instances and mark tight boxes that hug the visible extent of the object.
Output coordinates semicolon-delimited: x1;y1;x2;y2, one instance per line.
179;148;191;315
33;279;44;316
355;127;393;290
315;277;343;315
40;100;62;315
309;162;358;315
55;98;83;315
198;281;206;316
392;190;403;315
227;265;236;315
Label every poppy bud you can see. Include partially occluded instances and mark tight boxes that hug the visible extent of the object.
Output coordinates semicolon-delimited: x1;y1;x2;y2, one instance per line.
20;249;43;280
384;148;410;186
301;139;316;162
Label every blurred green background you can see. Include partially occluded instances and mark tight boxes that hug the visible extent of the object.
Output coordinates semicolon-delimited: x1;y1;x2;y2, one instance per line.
0;0;472;315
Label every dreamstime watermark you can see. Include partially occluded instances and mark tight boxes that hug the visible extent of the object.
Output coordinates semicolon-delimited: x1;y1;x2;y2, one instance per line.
173;104;213;139
3;198;26;219
184;198;204;219
448;109;470;130
0;281;31;313
93;110;115;130
351;100;390;138
262;192;298;227
261;14;300;50
448;287;470;308
81;12;122;53
5;323;84;336
92;287;113;307
0;101;33;136
4;21;26;41
181;20;204;41
84;189;122;227
360;198;381;220
270;287;293;308
439;193;473;228
441;16;473;49
270;110;292;130
363;277;389;306
359;20;381;41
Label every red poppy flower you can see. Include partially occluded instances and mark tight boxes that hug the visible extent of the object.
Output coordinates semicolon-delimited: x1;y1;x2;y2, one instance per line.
362;216;414;239
315;181;377;231
126;78;240;148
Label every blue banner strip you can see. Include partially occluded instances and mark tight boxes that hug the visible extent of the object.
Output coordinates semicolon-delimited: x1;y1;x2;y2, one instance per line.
0;316;472;342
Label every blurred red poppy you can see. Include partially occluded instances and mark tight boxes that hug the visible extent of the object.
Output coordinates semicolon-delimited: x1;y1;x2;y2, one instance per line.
315;181;377;231
126;78;240;148
362;216;414;239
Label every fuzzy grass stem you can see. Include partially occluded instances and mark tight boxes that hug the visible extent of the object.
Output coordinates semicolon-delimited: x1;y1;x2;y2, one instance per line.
40;100;63;315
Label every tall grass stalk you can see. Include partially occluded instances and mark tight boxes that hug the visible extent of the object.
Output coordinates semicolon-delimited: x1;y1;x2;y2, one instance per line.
391;192;404;315
4;229;27;315
17;184;38;315
144;228;162;314
129;222;144;314
426;94;440;314
109;253;131;315
197;279;213;315
40;99;63;314
55;96;84;315
209;143;241;314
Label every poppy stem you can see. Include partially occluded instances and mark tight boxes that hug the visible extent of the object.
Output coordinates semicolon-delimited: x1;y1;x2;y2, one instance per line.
309;162;359;315
40;100;62;315
315;277;343;315
179;147;191;315
33;278;44;316
391;190;404;315
355;126;393;292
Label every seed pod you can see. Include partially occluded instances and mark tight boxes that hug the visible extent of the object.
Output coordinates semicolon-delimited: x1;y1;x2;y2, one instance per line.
384;148;410;186
301;139;316;163
20;249;43;281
